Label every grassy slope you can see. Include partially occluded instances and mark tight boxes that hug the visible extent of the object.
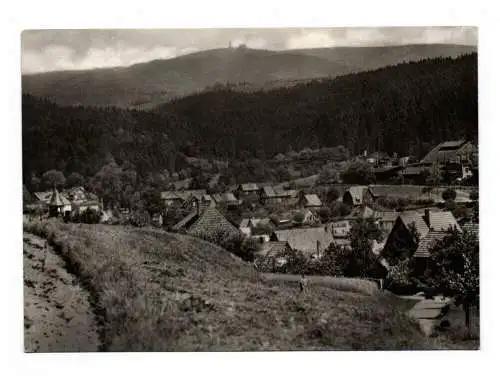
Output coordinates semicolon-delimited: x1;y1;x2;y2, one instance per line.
24;220;470;351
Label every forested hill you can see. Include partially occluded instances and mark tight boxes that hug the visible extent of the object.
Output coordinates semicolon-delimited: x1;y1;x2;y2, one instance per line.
22;53;477;180
155;53;477;158
22;44;475;109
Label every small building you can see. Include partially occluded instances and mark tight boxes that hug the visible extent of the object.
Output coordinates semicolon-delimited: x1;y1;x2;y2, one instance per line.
260;186;299;206
328;220;352;238
373;211;399;233
342;186;374;206
298;193;323;209
236;183;260;199
255;241;291;266
270;226;335;259
160;189;208;209
211;192;240;207
48;188;72;218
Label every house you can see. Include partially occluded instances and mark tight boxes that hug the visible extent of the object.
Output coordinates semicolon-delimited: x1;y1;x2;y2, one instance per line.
399;165;429;184
211;192;240;207
298;193;322;209
260;186;299;206
342;186;374;206
270;226;335;258
160;189;208;209
48;188;72;217
255;241;291;267
373;166;401;182
373;211;399;233
420;140;478;166
172;205;239;240
422;209;462;232
381;211;430;265
328;220;352;238
302;209;320;225
239;217;274;236
236;183;260;199
74;200;102;215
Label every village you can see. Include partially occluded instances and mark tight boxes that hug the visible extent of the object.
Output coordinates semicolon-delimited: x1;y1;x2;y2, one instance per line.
23;139;479;285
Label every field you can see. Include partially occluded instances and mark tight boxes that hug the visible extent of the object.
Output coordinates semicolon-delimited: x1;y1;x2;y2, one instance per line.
24;219;477;351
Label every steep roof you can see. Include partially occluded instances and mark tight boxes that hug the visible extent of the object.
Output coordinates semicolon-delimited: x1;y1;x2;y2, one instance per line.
344;186;368;205
49;188;66;207
427;211;462;232
212;192;238;204
303;194;322;207
187;206;240;238
414;231;448;258
398;211;430;239
420;140;477;164
272;227;334;254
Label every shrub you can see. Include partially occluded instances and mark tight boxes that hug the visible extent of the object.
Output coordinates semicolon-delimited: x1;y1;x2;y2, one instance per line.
442;188;457;202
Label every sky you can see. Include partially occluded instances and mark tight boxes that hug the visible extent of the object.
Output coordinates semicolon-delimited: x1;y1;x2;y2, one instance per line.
21;27;477;74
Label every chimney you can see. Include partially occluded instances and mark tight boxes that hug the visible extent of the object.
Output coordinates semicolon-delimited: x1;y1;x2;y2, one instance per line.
195;198;200;216
424;209;431;227
316;240;321;258
324;225;328;233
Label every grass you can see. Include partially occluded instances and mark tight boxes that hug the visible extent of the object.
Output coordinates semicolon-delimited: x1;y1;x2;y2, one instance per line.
24;219;476;351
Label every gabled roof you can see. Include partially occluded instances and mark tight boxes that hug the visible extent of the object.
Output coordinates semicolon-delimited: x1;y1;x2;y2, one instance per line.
272;227;334;254
261;186;276;198
420;140;476;164
427;211;462;232
49;188;67;207
414;231;448;258
188;206;240;238
344;186;368;205
256;241;290;257
239;183;259;192
398;211;430;239
303;194;322;207
212;192;238;204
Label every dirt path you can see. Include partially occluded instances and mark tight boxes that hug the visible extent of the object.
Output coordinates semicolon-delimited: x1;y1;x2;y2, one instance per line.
23;232;100;352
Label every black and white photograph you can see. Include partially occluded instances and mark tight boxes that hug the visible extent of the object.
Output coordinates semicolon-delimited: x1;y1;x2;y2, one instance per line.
20;26;479;353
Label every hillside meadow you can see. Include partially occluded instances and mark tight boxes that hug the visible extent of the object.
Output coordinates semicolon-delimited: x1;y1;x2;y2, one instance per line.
24;220;474;351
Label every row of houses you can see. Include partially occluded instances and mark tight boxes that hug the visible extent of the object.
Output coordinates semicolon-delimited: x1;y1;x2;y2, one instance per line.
24;186;103;218
160;187;323;212
368;140;478;184
342;184;475;206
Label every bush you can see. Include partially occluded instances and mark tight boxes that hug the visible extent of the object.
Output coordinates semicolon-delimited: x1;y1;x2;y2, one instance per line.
71;209;102;224
442;188;457;202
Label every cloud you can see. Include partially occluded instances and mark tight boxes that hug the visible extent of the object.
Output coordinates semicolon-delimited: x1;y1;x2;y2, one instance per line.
21;27;477;74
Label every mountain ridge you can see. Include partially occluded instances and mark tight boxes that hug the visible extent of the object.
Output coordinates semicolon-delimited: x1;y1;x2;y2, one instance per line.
22;44;476;108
